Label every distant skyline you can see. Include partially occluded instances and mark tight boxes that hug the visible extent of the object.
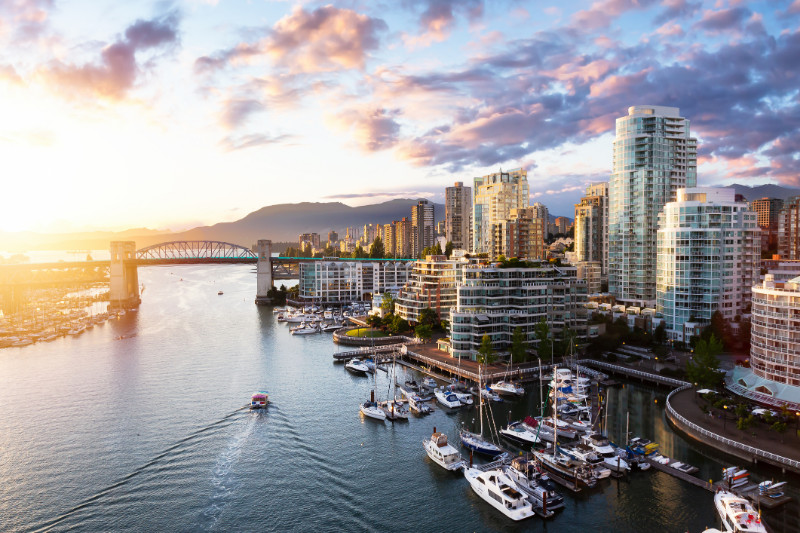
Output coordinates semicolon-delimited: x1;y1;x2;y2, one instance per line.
1;0;798;233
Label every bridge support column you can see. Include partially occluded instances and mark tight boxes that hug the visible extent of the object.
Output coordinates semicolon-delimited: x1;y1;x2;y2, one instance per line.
109;241;140;310
255;240;273;305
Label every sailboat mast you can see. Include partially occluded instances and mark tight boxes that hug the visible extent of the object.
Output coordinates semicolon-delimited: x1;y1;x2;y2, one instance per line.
626;411;630;447
553;366;558;459
479;366;484;437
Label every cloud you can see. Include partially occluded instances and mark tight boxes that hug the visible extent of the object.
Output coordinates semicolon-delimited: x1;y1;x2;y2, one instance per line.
0;0;53;44
332;107;402;151
323;191;412;199
652;0;700;25
401;0;483;47
195;5;386;74
569;0;658;31
220;98;264;129
40;11;180;99
219;132;295;151
694;7;751;34
0;63;23;85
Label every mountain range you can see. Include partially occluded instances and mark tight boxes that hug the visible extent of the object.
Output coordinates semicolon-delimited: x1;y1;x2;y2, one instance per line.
3;183;798;253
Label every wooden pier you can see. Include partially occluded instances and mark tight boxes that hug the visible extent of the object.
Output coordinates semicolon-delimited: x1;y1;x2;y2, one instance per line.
644;456;714;491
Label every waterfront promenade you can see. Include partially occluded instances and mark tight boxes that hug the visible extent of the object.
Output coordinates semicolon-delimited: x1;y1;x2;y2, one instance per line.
667;386;800;473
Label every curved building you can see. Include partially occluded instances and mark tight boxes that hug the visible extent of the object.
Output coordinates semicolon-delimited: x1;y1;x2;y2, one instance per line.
727;275;800;410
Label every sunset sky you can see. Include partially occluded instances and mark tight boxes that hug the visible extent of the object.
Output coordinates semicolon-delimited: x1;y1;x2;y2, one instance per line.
0;0;798;233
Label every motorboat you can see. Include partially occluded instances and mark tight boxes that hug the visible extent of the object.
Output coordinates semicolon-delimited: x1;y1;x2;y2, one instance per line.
250;391;269;409
533;449;597;491
714;490;767;532
480;387;503;402
463;467;536;521
446;385;473;406
345;358;370;374
381;399;409;421
499;421;542;448
535;417;578;440
321;323;340;332
490;380;525;397
581;434;629;473
629;437;659;456
360;401;386;421
421;377;438;390
504;457;565;512
408;394;432;415
434;388;461;409
404;380;420;392
423;429;465;471
563;444;611;479
291;323;320;335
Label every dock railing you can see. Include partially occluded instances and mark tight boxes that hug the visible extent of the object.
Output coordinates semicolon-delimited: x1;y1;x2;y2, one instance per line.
666;385;800;471
581;360;689;388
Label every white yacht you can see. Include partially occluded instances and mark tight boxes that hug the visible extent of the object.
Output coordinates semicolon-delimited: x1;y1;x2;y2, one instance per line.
360;401;386;421
463;467;535;521
446;385;473;405
581;434;629;473
714;490;767;532
345;358;370;374
291;323;319;335
564;444;611;479
434;388;462;409
381;399;409;421
490;381;525;397
504;457;565;512
499;421;543;448
423;429;465;471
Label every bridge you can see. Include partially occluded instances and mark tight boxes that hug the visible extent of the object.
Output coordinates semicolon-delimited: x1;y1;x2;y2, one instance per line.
0;240;416;308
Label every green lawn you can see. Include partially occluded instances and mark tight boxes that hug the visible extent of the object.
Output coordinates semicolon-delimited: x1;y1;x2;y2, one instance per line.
345;328;389;338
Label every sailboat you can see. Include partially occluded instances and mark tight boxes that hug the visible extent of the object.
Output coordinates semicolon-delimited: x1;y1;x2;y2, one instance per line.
532;367;597;492
382;354;408;421
460;367;503;457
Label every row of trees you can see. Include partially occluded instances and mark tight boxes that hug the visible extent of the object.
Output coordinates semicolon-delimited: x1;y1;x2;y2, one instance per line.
282;238;457;260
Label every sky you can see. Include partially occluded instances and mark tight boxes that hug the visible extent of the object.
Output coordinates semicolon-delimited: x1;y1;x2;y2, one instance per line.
0;0;798;233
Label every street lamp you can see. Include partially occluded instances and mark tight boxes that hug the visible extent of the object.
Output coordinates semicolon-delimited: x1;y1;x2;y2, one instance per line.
723;405;728;431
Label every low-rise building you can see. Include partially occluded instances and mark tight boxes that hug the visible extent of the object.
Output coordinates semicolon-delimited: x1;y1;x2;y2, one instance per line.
395;253;472;323
449;262;588;359
299;260;413;304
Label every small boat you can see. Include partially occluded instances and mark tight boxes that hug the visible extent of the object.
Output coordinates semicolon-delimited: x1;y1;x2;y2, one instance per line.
500;421;543;448
533;449;597;491
446;385;473;406
404;380;420;392
581;434;630;473
423;428;465;471
563;444;611;479
505;457;565;512
381;399;409;421
714;490;767;532
629;437;659;456
218;290;223;295
360;401;386;421
669;461;698;475
408;394;432;415
345;358;370;374
434;388;461;409
463;467;536;521
250;391;269;409
291;323;320;335
536;417;578;440
321;323;340;332
480;387;503;402
722;467;750;488
490;380;525;397
421;377;438;390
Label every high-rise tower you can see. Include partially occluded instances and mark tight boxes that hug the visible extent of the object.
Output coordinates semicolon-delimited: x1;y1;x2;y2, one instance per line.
445;182;472;252
473;169;529;254
608;105;697;307
411;199;435;257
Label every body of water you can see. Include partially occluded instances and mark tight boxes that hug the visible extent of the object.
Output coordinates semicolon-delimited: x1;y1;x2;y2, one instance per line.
1;264;796;532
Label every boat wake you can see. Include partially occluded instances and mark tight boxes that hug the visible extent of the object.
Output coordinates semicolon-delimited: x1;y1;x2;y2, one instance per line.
200;414;258;530
30;406;248;533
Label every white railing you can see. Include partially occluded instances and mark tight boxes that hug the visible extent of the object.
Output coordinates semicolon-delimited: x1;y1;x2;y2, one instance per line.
582;360;690;387
666;385;800;471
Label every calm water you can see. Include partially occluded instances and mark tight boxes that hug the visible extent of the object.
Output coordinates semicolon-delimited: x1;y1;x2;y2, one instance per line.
0;264;796;532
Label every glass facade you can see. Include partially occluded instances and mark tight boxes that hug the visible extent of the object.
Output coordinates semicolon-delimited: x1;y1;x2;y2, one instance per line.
473;169;529;254
609;106;697;307
656;188;760;340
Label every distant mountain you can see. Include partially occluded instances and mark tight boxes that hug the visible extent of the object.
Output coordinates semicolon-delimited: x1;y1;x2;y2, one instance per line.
729;183;800;202
0;199;446;251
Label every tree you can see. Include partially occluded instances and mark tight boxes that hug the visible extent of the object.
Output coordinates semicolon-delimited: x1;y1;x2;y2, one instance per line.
686;333;723;388
654;322;666;345
388;315;409;335
534;318;552;361
415;324;433;341
369;236;385;258
380;292;395;314
510;327;527;363
703;310;732;349
444;241;454;258
477;334;496;365
366;315;383;328
418;307;439;328
352;244;367;258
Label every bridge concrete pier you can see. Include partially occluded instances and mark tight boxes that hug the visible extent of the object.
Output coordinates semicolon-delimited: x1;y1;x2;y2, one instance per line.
254;240;273;305
109;241;141;310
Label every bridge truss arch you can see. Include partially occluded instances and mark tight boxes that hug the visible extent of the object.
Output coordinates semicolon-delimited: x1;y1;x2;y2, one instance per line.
136;241;257;261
